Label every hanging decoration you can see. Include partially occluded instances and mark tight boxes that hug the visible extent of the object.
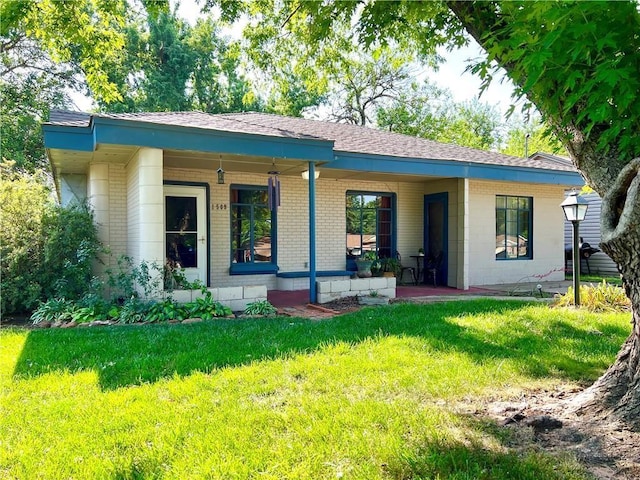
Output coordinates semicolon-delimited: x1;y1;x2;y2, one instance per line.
267;160;280;211
217;155;225;184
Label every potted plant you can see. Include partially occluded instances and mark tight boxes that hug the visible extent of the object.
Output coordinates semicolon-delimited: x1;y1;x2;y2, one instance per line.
355;251;377;278
381;257;400;277
418;247;425;256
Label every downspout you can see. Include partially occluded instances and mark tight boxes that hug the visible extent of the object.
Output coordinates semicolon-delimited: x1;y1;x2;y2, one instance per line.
309;162;317;303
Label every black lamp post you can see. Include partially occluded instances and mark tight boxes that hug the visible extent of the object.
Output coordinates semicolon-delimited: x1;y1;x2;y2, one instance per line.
560;192;589;306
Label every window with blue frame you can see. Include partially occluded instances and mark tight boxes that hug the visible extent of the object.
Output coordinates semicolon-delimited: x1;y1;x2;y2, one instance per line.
346;192;395;268
495;195;533;260
230;185;277;274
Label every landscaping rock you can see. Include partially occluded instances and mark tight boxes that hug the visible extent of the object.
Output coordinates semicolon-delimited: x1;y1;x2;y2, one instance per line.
36;321;52;329
60;321;77;328
181;317;202;324
89;320;113;327
52;321;64;328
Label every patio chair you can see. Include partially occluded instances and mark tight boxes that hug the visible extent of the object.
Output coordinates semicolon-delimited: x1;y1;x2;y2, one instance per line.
425;251;443;287
395;251;417;285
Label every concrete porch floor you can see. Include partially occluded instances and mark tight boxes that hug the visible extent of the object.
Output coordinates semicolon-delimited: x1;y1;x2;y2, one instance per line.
267;280;574;309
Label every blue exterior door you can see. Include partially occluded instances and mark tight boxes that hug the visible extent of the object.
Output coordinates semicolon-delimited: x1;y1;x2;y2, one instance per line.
423;193;448;286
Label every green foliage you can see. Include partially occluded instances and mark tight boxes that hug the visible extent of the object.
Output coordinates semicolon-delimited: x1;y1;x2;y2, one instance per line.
377;81;502;150
0;164;52;313
243;300;277;316
1;170;100;315
40;202;101;301
146;298;183;323
500;117;567;158
183;291;233;320
554;281;631;312
30;298;75;324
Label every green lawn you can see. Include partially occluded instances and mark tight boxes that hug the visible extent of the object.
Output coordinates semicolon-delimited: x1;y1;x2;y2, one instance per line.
0;299;630;479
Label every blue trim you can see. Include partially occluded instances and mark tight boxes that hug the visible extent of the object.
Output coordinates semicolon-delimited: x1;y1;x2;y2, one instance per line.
229;184;278;272
94;118;334;161
163;181;211;287
308;162;317;303
277;270;352;278
42;125;94;151
330;152;583;186
424;193;449;286
229;263;278;275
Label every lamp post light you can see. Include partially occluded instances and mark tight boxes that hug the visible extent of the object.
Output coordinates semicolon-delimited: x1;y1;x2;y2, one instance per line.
560;192;589;306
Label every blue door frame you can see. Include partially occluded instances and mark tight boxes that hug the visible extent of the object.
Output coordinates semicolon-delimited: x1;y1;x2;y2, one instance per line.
423;193;448;286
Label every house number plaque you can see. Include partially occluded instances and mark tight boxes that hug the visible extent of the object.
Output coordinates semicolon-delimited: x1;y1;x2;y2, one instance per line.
213;203;228;210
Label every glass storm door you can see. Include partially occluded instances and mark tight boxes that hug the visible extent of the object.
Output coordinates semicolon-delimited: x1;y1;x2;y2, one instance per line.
164;185;207;285
423;192;448;286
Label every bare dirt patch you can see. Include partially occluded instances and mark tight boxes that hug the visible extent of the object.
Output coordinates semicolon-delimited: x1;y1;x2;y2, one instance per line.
466;385;640;479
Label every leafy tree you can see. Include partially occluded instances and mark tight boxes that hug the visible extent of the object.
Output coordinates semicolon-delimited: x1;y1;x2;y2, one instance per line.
214;0;640;425
501;119;567;158
377;81;501;150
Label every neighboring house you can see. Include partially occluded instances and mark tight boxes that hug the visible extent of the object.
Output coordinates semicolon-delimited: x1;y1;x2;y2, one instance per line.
528;152;619;276
43;111;583;303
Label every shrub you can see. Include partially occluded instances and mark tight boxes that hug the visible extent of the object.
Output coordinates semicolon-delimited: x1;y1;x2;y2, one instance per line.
1;164;102;315
183;290;233;320
554;281;631;312
0;164;52;313
244;300;277;316
30;298;75;324
41;201;100;301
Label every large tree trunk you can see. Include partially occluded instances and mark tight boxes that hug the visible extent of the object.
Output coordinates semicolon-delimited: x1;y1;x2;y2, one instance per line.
446;1;640;430
574;159;640;426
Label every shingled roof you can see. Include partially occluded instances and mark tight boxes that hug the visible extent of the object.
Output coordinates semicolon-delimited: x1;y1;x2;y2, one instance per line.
48;110;576;173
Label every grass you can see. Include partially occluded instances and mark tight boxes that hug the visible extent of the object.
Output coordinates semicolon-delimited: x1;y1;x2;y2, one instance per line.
567;273;623;286
0;299;631;479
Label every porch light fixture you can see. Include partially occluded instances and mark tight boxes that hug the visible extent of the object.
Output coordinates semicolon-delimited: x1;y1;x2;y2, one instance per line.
217;156;225;184
301;169;319;180
560;191;589;306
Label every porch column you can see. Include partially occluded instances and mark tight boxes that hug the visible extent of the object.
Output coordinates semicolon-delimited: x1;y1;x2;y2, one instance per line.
308;161;317;303
457;178;470;290
88;163;110;275
126;147;164;295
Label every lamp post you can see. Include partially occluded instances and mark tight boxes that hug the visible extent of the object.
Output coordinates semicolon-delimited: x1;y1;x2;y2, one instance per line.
560;192;589;306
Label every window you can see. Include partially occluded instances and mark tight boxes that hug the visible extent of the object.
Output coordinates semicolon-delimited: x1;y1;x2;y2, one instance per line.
346;192;395;267
495;195;532;260
230;185;277;274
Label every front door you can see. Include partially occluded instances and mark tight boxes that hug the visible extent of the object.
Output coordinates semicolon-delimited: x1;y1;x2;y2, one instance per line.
164;185;207;285
423;193;448;286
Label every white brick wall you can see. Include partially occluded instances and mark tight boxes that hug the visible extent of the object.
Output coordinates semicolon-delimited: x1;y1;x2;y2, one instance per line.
467;179;566;285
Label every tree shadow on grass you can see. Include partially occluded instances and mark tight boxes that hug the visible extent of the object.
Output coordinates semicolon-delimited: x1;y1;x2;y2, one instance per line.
385;414;591;480
11;299;629;390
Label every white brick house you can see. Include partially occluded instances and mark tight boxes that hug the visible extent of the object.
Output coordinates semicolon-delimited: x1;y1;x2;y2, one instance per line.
43;111;583;303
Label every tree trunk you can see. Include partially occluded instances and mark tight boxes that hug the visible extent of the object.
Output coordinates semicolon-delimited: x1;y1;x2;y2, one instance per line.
575;159;640;427
447;0;640;430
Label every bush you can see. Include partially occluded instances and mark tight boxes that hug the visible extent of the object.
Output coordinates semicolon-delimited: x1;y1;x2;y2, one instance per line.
0;163;102;315
554;281;631;312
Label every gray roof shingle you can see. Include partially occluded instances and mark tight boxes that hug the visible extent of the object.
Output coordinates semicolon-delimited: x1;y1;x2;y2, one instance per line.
47;110;576;172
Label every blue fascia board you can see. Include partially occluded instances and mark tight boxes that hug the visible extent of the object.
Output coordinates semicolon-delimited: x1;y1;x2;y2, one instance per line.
329;152;584;186
42;125;94;152
92;117;334;162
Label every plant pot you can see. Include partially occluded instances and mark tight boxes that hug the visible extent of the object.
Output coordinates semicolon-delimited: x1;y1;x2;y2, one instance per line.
355;259;373;278
383;272;395;278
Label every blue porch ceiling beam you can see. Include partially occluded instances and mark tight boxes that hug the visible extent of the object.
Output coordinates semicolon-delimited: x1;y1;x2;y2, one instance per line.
329;153;584;186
